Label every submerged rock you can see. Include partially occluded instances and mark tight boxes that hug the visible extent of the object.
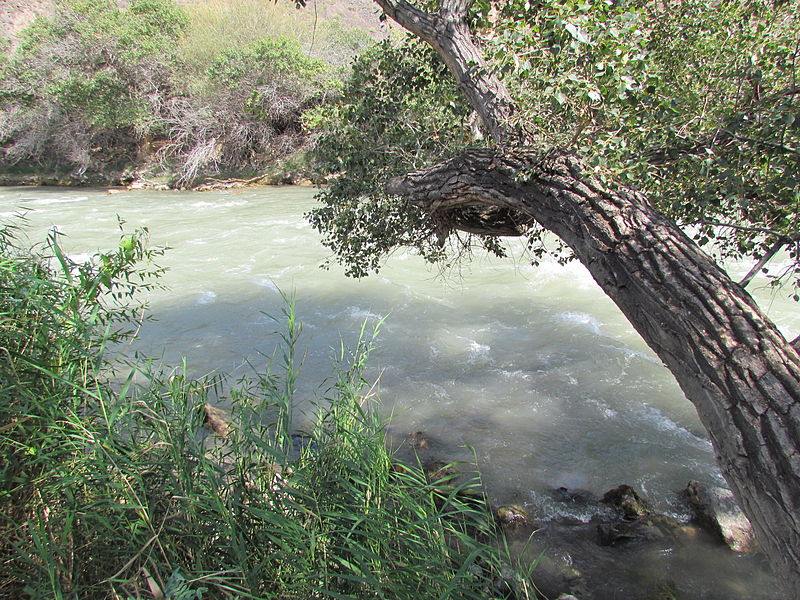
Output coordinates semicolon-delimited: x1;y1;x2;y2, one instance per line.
409;430;429;449
683;480;757;553
594;513;679;547
644;579;680;600
423;459;457;482
550;486;599;506
500;482;774;599
497;504;529;528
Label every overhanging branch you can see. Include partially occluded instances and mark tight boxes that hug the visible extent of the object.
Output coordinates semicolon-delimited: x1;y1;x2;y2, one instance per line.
739;239;786;288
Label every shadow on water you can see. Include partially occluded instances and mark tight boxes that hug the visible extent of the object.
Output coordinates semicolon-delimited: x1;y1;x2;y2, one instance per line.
124;282;715;490
117;283;780;600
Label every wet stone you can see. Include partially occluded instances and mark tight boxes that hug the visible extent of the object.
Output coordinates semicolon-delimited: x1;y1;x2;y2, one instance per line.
551;486;599;506
594;513;679;547
683;480;757;553
600;484;651;520
409;430;429;449
497;504;529;528
423;459;457;483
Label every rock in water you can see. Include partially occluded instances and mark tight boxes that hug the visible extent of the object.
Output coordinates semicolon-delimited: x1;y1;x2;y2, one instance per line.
409;431;429;449
497;504;529;528
203;403;232;438
684;480;757;553
600;484;650;520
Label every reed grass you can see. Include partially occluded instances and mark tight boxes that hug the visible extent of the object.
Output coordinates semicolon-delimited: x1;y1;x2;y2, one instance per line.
0;225;528;599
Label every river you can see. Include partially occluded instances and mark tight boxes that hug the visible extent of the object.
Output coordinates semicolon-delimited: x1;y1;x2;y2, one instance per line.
2;184;793;598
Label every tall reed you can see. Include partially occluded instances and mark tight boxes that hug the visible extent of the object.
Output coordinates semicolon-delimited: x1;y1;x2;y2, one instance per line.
0;224;528;599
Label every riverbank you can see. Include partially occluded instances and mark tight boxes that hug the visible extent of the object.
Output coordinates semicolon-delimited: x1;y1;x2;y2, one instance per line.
0;0;376;190
0;149;323;190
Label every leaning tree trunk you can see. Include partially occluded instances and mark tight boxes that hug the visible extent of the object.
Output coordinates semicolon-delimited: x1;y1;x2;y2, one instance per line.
387;149;800;592
373;0;800;594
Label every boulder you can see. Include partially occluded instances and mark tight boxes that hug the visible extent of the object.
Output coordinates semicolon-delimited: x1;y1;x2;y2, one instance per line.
683;480;757;553
601;484;650;520
594;513;679;547
497;504;529;528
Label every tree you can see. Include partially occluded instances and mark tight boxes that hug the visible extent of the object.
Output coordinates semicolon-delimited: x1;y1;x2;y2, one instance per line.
308;0;800;594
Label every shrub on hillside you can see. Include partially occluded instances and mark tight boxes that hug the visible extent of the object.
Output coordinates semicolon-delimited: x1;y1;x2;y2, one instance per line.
0;0;186;177
161;37;330;186
0;0;373;185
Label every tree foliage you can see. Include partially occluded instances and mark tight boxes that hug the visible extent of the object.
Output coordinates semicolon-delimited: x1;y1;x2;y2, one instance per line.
306;38;517;277
309;0;799;289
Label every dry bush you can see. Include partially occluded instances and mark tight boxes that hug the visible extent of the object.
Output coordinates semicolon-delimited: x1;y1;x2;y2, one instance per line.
160;36;327;185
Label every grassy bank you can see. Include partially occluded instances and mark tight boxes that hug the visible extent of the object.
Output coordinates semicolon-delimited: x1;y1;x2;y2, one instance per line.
0;225;529;599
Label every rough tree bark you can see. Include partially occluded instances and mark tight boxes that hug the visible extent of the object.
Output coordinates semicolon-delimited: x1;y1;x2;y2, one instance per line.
373;0;800;594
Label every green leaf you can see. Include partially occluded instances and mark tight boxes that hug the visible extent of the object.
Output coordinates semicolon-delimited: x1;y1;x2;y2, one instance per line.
565;22;590;44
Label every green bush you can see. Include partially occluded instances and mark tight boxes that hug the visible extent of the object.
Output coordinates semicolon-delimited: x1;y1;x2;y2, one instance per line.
0;226;525;599
160;35;331;186
0;0;186;176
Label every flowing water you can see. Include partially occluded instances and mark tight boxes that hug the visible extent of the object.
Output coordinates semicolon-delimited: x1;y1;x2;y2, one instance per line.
2;185;795;598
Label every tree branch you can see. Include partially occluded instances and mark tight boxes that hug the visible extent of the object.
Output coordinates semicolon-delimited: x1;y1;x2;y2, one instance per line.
370;1;800;593
695;220;799;241
646;86;800;165
374;0;523;146
372;0;436;39
431;205;533;237
724;130;800;156
439;0;474;17
739;239;786;288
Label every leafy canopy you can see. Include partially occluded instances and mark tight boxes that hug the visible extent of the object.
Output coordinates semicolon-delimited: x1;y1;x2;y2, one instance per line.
309;0;799;290
307;38;477;277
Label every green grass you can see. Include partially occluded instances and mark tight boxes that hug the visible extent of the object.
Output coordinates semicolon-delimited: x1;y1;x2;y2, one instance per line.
0;225;530;599
178;0;373;75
